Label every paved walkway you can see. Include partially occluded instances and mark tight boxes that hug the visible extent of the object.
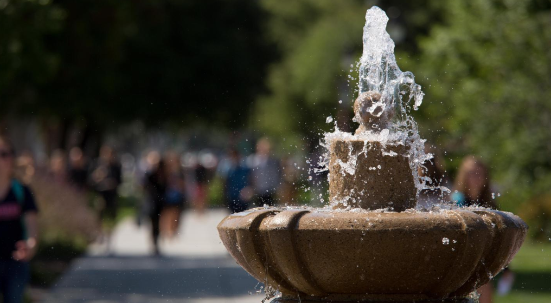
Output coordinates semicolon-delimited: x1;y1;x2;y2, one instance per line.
44;209;265;303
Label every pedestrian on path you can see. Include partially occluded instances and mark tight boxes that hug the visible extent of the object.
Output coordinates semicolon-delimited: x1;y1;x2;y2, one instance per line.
193;161;208;215
222;149;251;213
451;156;497;303
161;151;186;238
90;145;122;249
0;135;39;303
144;159;167;255
249;138;282;207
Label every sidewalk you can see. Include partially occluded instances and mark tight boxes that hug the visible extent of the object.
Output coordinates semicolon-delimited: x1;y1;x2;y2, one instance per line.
44;209;265;303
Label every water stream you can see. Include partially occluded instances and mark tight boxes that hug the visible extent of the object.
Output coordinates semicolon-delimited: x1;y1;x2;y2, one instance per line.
320;6;446;209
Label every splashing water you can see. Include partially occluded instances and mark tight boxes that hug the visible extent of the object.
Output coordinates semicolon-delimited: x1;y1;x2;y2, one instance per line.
358;7;424;115
320;6;443;208
356;6;425;139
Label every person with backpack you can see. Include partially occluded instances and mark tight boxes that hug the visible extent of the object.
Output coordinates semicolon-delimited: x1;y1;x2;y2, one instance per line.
0;135;39;303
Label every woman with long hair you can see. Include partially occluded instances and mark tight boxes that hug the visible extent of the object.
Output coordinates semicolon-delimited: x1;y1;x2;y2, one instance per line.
452;156;496;209
0;135;39;303
452;156;496;303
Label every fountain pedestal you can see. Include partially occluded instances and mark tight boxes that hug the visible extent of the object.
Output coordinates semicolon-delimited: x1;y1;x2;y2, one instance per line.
330;141;415;211
329;91;417;212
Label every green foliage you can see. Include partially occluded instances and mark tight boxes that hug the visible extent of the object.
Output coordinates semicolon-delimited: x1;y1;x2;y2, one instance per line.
31;237;87;287
496;241;551;302
208;176;225;207
0;0;65;110
518;194;551;241
254;0;365;143
411;0;551;212
1;0;272;129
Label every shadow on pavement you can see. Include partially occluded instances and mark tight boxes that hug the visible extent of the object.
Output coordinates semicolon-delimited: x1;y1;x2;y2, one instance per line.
45;255;264;303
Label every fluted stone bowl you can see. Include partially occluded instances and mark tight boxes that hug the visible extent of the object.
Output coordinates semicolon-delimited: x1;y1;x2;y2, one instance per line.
218;208;527;302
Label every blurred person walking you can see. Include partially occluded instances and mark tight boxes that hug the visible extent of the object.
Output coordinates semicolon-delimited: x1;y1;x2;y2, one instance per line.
48;149;67;183
144;159;167;255
136;151;160;227
90;146;122;221
90;146;122;248
193;161;208;216
250;138;282;207
162;151;186;238
0;136;39;303
451;156;497;303
222;149;251;213
68;147;89;191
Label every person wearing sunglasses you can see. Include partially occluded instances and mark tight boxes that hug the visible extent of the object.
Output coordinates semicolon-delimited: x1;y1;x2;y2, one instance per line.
0;135;39;303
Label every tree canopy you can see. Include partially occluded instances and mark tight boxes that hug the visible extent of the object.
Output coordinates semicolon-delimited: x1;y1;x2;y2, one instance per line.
1;0;272;128
411;0;551;211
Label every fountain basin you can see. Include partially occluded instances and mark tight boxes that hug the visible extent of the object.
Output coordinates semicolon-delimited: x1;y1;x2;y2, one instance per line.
218;208;527;301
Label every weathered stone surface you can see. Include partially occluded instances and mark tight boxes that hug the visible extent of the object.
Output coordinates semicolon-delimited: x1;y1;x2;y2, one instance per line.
329;140;416;211
218;209;527;302
353;91;393;133
272;295;477;303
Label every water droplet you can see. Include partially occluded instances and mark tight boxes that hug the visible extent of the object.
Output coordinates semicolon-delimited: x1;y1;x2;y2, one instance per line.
326;116;334;123
442;237;449;245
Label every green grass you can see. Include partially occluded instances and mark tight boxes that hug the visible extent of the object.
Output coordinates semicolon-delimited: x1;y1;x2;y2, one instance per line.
495;241;551;303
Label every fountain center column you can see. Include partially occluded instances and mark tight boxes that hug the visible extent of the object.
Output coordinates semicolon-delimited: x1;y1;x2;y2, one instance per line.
329;91;417;212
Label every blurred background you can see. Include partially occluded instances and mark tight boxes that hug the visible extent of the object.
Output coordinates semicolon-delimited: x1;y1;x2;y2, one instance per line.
1;0;551;302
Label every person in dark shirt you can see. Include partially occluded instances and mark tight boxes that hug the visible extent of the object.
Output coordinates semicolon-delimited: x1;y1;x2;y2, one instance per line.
194;162;208;215
90;145;122;226
144;160;167;256
223;149;250;213
0;135;39;303
68;147;89;191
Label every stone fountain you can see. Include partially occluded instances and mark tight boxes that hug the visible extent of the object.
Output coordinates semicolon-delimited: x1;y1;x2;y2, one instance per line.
218;7;527;303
